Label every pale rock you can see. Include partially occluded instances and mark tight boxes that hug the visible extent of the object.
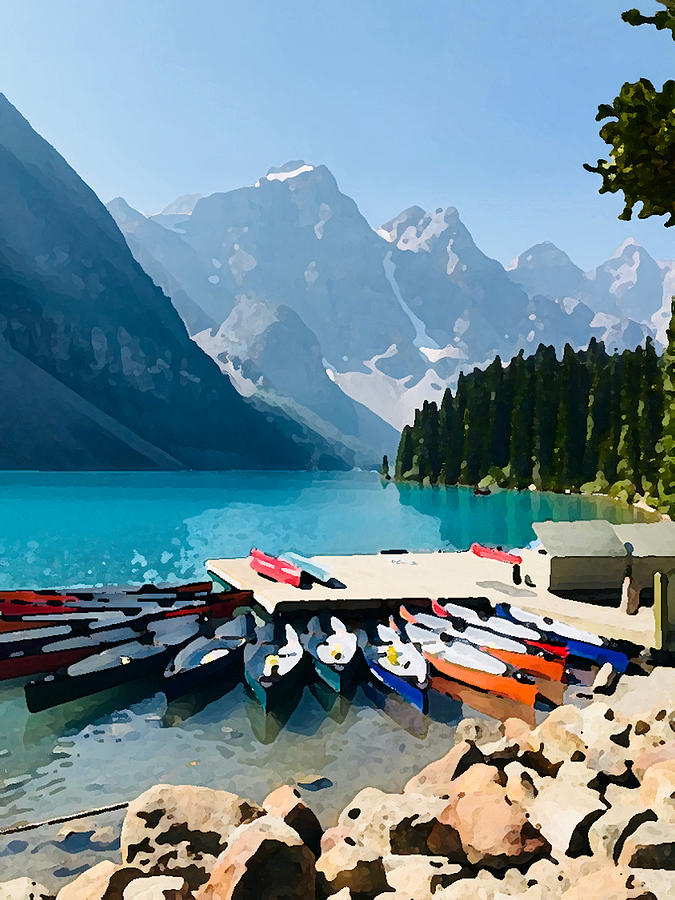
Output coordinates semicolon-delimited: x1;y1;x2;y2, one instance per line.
326;891;351;900
592;661;620;695
263;784;323;855
639;759;675;821
434;868;528;899
431;765;550;869
316;839;387;896
560;863;657;899
526;760;606;857
503;760;541;805
588;783;658;861
0;879;52;900
122;876;189;899
379;853;463;899
454;717;503;747
403;740;484;796
619;819;675;869
195;816;315;899
335;787;449;854
120;784;263;889
55;862;142;900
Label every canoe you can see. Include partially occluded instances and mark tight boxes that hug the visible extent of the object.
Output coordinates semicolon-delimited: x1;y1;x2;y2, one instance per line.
361;622;428;712
24;618;201;712
402;615;538;706
243;623;305;711
431;600;568;671
0;581;215;614
279;552;332;584
162;615;252;701
2;625;141;682
401;606;563;680
495;603;629;672
249;550;303;588
470;543;522;565
301;615;359;693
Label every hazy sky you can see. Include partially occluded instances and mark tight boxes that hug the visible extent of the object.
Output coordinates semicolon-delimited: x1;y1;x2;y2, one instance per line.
1;1;672;269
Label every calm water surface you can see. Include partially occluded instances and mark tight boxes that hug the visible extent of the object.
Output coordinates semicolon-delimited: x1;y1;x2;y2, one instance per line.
0;471;650;888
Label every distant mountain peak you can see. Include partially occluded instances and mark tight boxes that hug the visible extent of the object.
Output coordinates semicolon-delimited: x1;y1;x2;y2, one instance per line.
160;193;202;216
259;160;316;184
378;205;461;251
611;237;640;258
511;241;579;269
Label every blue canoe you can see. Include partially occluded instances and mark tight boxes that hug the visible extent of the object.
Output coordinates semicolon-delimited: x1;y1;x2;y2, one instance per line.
495;603;629;672
361;623;428;712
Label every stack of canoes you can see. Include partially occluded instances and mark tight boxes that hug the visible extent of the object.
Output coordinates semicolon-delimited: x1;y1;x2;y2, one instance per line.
248;550;332;587
0;573;632;717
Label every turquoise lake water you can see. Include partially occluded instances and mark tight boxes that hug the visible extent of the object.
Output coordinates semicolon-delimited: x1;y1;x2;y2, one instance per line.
0;469;651;589
0;471;651;889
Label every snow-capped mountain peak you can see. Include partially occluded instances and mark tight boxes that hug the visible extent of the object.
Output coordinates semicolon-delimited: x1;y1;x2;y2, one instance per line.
263;160;315;182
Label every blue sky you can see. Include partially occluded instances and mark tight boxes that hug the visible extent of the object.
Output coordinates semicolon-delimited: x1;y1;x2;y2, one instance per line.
1;0;672;269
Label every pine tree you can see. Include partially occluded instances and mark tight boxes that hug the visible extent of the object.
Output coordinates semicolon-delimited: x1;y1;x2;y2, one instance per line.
658;298;675;512
395;425;414;480
582;340;611;486
639;336;664;494
509;350;534;487
532;344;559;488
437;388;455;483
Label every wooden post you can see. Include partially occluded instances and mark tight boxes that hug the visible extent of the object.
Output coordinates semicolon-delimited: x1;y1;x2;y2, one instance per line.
654;570;675;652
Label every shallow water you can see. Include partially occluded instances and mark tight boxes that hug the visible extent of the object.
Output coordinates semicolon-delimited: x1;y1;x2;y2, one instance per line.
0;471;649;888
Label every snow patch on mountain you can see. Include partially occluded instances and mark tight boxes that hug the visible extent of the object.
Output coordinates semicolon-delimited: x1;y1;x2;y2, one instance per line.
382;250;438;350
264;162;315;182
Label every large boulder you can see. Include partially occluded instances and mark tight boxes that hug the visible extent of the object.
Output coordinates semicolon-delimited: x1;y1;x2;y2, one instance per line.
263;784;323;856
453;717;504;747
55;862;142;900
430;764;550;870
120;784;263;889
403;741;484;797
618;819;675;869
0;880;53;900
525;761;606;858
195;816;316;900
434;868;531;898
333;787;450;855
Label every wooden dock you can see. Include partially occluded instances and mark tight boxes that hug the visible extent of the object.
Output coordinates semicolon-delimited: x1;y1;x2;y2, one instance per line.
206;549;657;647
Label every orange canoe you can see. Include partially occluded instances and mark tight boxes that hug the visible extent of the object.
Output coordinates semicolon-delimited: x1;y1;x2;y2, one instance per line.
423;649;537;707
486;646;565;681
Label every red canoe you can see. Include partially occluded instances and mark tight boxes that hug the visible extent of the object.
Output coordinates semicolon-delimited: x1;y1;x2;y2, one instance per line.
470;543;522;565
249;549;302;588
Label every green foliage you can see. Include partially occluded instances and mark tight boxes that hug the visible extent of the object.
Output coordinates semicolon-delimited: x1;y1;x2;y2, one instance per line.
396;340;664;500
658;298;675;512
584;78;675;226
622;2;675;37
379;454;390;479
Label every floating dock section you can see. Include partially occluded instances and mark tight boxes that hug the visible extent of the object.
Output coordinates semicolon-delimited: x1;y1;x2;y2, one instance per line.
206;549;658;648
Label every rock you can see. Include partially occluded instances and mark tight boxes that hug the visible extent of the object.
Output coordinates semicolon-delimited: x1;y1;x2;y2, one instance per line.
618;819;675;869
334;787;449;855
526;761;606;858
55;862;142;900
640;759;675;821
588;784;658;861
316;839;387;896
433;773;549;870
632;742;675;781
593;662;620;695
454;717;503;747
560;864;657;899
378;854;463;899
434;868;529;898
326;891;351;900
122;876;189;899
263;784;323;856
403;740;484;796
0;879;53;900
195;816;316;899
502;760;541;805
120;784;263;889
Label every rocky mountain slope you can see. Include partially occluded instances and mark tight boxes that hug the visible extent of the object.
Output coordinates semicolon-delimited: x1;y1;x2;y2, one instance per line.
111;162;666;437
0;96;344;470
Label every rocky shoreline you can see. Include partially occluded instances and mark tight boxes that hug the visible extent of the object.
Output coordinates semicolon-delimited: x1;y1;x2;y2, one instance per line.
1;666;673;900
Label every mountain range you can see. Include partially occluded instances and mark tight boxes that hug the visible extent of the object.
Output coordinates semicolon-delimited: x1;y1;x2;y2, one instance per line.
109;161;674;453
0;96;345;471
1;88;671;472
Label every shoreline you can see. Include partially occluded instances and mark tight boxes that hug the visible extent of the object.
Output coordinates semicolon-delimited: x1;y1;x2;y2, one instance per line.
5;663;672;899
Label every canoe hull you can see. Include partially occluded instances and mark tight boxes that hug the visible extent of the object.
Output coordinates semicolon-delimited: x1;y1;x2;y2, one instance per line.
163;644;245;702
423;651;537;707
364;656;427;713
244;656;306;713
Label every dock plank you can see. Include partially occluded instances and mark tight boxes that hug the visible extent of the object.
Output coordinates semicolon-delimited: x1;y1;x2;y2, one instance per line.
206;550;656;647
